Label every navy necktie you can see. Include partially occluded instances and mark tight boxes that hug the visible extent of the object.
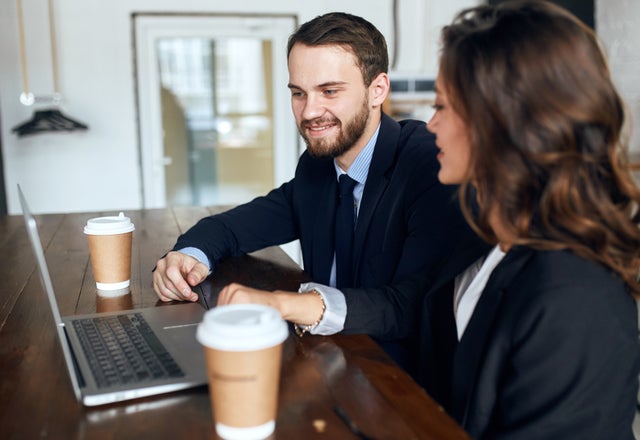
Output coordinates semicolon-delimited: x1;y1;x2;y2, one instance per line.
335;174;357;288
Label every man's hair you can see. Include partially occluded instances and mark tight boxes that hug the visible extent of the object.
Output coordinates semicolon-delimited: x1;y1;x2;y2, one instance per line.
440;0;640;293
287;12;388;86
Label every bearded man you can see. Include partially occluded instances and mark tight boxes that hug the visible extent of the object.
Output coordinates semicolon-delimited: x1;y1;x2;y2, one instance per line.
152;12;486;369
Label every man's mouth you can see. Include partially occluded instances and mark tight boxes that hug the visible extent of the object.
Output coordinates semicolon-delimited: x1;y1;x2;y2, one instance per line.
304;120;338;137
308;125;331;132
303;121;338;133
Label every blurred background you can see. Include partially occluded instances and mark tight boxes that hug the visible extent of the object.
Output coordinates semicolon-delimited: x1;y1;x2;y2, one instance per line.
0;0;636;217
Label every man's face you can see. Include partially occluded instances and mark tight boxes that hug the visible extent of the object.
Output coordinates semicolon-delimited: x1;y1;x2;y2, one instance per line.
287;44;371;159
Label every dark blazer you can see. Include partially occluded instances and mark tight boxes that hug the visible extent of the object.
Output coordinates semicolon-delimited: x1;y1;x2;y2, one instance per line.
418;246;640;439
173;113;486;342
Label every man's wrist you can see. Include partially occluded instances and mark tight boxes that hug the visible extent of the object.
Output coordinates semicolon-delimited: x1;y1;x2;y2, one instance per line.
176;247;211;271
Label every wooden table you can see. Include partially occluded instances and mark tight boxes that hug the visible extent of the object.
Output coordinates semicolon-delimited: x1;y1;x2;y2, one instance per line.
0;206;468;439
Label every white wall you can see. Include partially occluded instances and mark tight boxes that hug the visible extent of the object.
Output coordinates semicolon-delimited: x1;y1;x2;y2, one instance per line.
596;0;640;158
9;0;636;215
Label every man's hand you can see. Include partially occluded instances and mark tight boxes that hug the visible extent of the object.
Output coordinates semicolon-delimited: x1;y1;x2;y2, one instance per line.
153;251;209;302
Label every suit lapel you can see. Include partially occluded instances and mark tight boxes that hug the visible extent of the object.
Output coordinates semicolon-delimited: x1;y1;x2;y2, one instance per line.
450;246;535;427
352;114;400;282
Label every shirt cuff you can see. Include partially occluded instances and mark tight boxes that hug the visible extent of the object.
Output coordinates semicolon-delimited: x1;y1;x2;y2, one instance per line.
298;282;347;335
177;247;212;272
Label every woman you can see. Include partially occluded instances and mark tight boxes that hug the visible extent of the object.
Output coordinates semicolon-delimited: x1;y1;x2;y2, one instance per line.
424;1;640;438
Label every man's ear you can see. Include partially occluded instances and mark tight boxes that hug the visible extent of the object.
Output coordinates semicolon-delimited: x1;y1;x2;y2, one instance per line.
369;72;390;107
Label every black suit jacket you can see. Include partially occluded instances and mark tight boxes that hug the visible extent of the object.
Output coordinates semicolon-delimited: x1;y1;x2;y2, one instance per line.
173;114;486;342
418;246;640;439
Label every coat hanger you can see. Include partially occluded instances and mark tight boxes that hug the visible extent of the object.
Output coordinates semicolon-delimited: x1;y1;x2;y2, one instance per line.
12;108;89;137
11;0;88;137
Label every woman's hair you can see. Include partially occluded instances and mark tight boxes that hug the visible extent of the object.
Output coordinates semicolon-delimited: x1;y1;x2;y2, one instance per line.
440;0;640;294
287;12;388;87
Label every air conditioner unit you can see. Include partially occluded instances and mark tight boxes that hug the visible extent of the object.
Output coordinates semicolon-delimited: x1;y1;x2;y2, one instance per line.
387;74;436;122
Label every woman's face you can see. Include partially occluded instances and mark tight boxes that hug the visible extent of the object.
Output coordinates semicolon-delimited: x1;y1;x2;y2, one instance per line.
427;75;472;185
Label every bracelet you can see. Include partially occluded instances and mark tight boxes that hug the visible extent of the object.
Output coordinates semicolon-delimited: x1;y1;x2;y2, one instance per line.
294;289;326;337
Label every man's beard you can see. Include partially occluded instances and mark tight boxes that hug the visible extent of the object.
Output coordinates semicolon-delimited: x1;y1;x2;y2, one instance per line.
299;98;370;159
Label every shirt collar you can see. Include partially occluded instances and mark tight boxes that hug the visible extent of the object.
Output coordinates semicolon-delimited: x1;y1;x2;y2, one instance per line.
333;122;380;185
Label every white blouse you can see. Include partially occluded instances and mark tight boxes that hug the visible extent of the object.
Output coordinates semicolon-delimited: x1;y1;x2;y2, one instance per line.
454;245;506;340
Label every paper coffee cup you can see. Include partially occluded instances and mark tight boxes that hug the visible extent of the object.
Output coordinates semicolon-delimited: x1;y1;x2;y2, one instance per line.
83;213;135;292
196;304;289;440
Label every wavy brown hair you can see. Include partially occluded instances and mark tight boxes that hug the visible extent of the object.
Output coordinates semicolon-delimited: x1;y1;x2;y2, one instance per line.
439;0;640;295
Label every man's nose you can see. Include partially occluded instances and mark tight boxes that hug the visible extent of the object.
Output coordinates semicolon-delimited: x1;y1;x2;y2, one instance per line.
301;94;324;121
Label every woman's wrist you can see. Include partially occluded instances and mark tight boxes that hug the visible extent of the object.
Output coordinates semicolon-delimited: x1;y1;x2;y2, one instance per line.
287;289;326;337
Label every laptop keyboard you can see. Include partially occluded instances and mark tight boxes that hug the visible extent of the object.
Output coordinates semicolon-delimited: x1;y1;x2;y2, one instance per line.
72;313;184;388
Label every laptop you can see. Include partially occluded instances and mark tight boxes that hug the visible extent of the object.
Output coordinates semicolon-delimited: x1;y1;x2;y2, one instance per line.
18;185;208;406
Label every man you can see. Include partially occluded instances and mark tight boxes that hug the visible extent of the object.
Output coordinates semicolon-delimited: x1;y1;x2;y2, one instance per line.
153;12;486;365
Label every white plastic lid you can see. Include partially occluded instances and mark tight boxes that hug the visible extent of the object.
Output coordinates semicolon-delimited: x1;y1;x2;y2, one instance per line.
196;304;288;351
83;212;135;235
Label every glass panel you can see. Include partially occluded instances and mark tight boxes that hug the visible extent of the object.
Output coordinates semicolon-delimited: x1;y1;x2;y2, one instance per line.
156;37;274;206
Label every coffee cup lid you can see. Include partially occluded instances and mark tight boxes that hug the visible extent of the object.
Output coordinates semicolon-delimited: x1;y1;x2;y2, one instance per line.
83;212;135;235
197;304;288;351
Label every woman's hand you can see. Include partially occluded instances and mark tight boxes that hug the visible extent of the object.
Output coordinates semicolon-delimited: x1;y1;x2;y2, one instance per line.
217;283;324;326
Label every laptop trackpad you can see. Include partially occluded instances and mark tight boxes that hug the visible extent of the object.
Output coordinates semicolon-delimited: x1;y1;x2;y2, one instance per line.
162;322;205;372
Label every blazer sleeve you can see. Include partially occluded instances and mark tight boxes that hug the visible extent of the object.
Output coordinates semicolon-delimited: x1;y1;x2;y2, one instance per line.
341;226;487;340
172;179;299;269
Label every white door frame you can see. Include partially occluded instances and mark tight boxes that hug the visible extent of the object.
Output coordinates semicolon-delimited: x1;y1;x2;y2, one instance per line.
134;14;299;208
